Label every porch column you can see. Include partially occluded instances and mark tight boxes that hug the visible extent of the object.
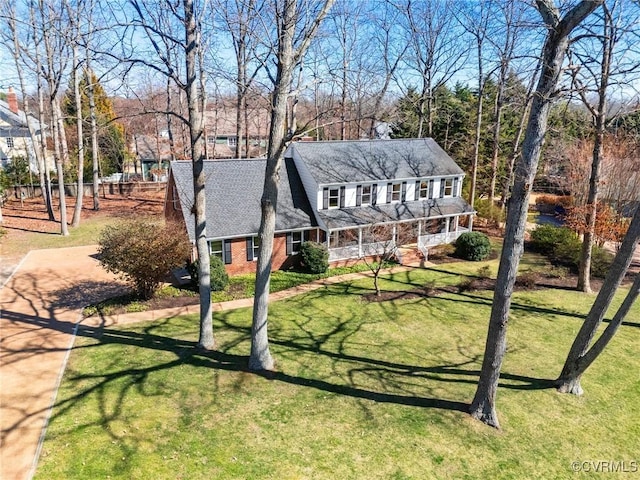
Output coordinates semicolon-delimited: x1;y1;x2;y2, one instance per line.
392;224;397;244
417;220;422;247
445;217;450;242
358;228;363;258
469;214;474;232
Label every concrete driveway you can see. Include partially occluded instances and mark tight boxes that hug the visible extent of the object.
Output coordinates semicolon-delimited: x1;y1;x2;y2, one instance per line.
0;246;125;480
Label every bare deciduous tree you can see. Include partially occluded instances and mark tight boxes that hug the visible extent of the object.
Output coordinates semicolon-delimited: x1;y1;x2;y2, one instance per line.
557;204;640;394
399;0;469;138
250;0;335;371
568;0;640;292
469;0;603;429
122;0;217;349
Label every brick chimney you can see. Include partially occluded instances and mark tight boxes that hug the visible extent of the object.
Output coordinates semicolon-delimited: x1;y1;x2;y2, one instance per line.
7;86;19;114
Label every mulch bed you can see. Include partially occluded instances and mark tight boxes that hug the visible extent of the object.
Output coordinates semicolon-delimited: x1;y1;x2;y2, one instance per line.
361;270;619;303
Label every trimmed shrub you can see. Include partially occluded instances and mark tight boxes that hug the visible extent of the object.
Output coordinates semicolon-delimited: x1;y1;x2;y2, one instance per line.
187;255;229;291
99;220;191;299
551;233;582;268
590;245;615;278
209;256;229;291
454;232;491;261
528;225;614;277
530;225;577;255
300;241;329;274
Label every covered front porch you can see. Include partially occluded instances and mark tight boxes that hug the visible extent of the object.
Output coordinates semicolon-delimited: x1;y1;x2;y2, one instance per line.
326;213;473;262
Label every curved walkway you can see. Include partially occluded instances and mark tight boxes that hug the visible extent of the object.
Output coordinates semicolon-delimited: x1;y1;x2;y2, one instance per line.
0;246;427;480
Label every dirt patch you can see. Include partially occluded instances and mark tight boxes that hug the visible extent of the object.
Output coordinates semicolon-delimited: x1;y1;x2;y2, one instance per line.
1;191;165;237
1;191;167;285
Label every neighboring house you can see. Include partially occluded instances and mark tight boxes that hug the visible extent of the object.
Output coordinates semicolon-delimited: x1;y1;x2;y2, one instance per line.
0;87;49;172
166;138;475;275
204;102;270;159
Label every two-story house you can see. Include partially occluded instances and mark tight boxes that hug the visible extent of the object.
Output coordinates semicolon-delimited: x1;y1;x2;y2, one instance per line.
165;138;475;274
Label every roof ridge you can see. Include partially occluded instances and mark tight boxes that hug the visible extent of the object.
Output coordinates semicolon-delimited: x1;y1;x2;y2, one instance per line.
293;138;434;145
170;157;267;164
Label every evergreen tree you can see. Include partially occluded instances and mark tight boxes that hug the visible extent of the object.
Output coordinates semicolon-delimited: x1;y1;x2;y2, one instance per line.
62;71;127;181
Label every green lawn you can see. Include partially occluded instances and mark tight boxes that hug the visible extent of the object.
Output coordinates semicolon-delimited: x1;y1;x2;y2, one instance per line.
35;260;640;479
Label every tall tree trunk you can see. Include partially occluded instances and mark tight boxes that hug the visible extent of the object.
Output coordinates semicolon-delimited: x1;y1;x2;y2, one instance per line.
557;205;640;394
71;44;85;227
167;78;177;162
249;24;294;373
86;66;100;210
576;137;601;293
469;0;602;429
469;37;484;209
38;86;55;220
51;99;69;236
577;7;612;293
250;0;334;371
184;0;214;350
489;80;505;201
11;49;51;219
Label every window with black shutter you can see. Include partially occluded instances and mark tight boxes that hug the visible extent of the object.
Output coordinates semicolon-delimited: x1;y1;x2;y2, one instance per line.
223;240;232;264
356;185;362;206
401;181;407;202
339;186;345;207
372;183;377;205
287;231;304;255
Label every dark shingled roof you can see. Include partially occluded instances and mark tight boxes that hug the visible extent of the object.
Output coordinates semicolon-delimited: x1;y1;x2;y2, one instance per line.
170;158;318;241
317;197;474;231
288;138;463;184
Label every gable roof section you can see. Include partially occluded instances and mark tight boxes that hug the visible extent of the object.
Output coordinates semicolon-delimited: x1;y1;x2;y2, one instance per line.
0;99;42;136
170;158;318;241
288;138;464;184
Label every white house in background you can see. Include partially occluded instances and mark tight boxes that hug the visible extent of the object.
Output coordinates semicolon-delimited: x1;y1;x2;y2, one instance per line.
166;138;475;274
0;87;50;172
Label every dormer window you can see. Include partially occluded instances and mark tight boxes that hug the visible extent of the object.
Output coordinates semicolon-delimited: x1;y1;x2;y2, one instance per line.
418;180;428;199
440;178;457;198
391;183;401;202
444;178;453;196
6;137;14;149
386;181;406;203
227;136;237;147
328;187;340;208
323;186;345;209
361;185;372;205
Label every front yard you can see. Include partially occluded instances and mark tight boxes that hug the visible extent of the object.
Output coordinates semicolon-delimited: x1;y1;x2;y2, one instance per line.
35;258;640;479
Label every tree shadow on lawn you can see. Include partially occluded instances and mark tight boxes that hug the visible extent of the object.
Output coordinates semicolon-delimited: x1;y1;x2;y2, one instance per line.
4;308;559;448
7;271;596;457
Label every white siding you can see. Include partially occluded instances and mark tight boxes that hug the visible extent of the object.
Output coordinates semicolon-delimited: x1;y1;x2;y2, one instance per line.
407;181;417;201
